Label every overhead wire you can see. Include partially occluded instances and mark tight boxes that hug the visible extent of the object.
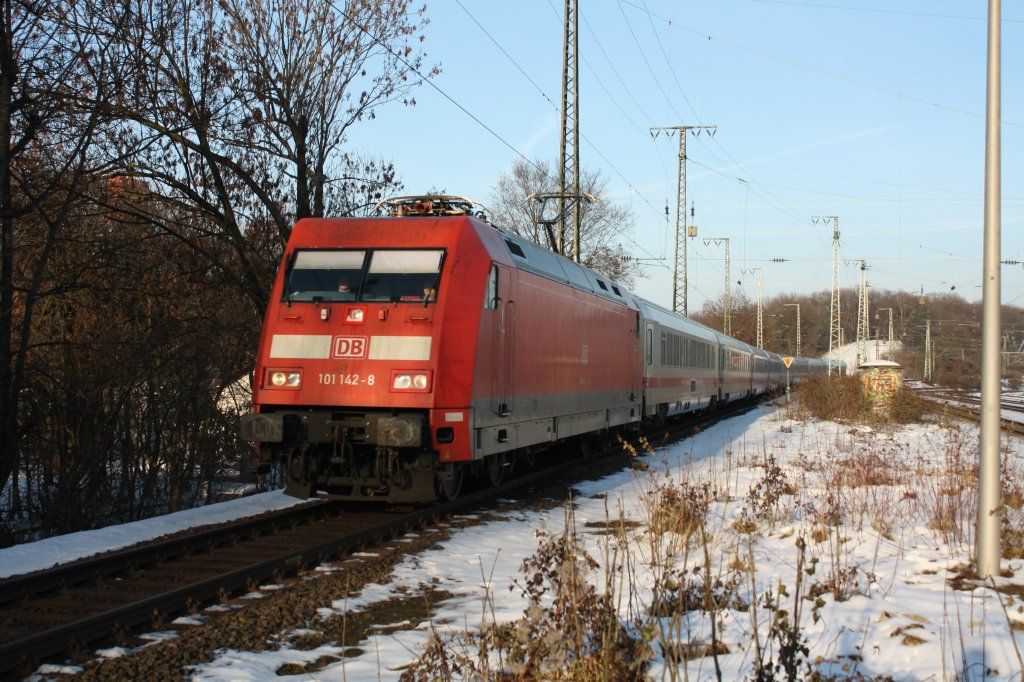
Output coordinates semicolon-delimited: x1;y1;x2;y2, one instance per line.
615;0;1014;278
749;0;1024;23
452;0;557;111
347;1;1010;301
613;0;828;254
461;0;933;289
619;0;1023;129
402;0;667;263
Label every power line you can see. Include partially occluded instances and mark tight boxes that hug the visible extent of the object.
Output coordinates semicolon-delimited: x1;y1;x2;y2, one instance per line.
345;2;670;264
613;1;684;123
618;0;1024;128
452;0;557;110
749;0;1023;23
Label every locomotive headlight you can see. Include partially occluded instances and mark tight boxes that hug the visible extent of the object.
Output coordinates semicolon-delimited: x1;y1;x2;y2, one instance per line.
266;369;302;389
390;370;432;393
346;306;365;323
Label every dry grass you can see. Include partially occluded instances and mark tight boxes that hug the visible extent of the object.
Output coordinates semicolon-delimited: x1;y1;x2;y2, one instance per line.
399;396;1024;680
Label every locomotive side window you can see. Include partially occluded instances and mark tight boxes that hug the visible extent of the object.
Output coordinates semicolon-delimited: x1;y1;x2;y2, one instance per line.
285;250;366;302
484;265;499;309
363;249;444;302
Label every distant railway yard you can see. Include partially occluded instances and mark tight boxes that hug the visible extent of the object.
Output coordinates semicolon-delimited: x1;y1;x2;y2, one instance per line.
915;384;1024;436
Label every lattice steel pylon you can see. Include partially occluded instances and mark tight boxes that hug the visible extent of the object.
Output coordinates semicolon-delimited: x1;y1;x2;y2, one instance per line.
651;125;716;314
705;237;731;336
743;267;763;348
815;216;842;374
848;260;868;370
558;0;581;262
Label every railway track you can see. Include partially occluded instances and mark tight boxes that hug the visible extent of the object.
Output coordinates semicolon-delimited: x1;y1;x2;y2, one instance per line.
0;501;417;677
915;385;1024;437
0;396;764;679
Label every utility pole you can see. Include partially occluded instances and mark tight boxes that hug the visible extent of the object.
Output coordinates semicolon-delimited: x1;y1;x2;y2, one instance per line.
704;237;731;335
859;264;869;365
847;260;868;370
558;0;581;262
651;125;716;314
876;307;894;343
783;303;801;357
977;0;1002;579
875;307;893;361
814;216;841;375
743;267;763;347
924;319;933;381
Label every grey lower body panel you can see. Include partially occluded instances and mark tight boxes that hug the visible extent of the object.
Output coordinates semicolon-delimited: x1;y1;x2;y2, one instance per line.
471;390;640;458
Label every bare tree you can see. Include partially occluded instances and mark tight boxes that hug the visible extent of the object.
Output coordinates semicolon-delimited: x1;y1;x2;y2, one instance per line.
100;0;432;311
0;0;118;536
221;0;434;220
488;158;642;286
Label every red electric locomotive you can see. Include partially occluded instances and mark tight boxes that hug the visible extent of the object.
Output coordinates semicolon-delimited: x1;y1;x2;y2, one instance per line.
240;197;641;502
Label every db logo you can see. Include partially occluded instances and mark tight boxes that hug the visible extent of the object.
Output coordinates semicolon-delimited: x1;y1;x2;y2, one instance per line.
333;336;368;358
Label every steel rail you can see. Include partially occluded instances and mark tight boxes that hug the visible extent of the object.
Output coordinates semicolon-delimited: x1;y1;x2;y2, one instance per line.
0;394;769;677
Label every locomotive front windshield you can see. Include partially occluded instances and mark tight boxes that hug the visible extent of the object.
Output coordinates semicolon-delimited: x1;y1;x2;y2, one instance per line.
284;249;444;303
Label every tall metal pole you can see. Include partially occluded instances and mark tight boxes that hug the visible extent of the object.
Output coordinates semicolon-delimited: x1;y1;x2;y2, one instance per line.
744;267;763;347
875;307;893;360
848;260;868;370
705;237;730;335
860;264;869;363
815;216;841;375
558;0;581;262
651;125;716;314
924;319;933;381
784;303;801;358
876;307;894;343
977;0;1002;579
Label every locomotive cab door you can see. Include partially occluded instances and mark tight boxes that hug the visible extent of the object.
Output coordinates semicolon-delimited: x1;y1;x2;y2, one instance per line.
642;320;655;417
488;265;515;416
633;313;644;401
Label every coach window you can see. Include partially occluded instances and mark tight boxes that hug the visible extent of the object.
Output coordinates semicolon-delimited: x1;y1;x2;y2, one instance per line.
284;249;366;303
646;327;653;365
484;265;499;309
363;249;445;302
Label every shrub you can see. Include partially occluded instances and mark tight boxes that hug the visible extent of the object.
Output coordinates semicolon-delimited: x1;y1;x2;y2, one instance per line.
792;375;865;422
888;385;932;423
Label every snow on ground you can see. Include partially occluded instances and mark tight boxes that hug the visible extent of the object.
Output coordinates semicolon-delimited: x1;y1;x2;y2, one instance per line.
10;402;1024;680
0;490;307;579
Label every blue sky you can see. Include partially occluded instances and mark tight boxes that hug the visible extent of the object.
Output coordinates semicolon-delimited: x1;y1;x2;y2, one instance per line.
355;0;1022;313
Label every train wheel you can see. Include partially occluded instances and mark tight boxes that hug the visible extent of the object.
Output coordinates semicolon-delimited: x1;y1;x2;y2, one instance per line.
486;453;507;487
436;465;464;501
